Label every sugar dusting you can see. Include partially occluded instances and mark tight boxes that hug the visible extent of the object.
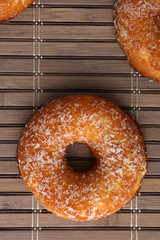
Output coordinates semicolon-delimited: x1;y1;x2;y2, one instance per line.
114;0;160;79
18;95;147;221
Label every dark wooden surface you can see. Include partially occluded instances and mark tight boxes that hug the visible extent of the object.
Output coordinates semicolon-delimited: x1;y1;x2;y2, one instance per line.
0;0;160;239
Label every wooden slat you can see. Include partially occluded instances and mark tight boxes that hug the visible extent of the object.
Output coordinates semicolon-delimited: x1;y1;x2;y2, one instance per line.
139;94;160;108
1;231;130;240
40;26;116;40
40;0;114;5
138;78;160;90
0;144;17;158
139;231;160;240
146;144;160;159
0;179;29;192
8;93;160;108
41;8;113;22
0;213;32;227
39;231;129;240
139;111;160;125
40;76;131;90
66;143;92;157
138;195;160;210
142;128;160;141
68;160;96;173
39;213;132;227
0;110;32;124
0;178;159;193
141;179;160;192
0;25;34;39
147;162;160;176
0;195;32;210
40;42;124;56
0;93;34;106
0;75;130;90
0;161;19;174
0;59;32;73
39;92;131;107
40;59;130;73
0;76;33;89
138;214;160;227
1;91;144;107
0;232;32;240
0;42;33;55
0;127;23;140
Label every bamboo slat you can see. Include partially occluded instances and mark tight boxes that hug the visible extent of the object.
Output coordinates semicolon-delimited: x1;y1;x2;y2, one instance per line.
40;42;124;57
41;8;113;22
0;195;32;209
0;110;32;124
39;213;132;227
0;59;32;73
40;26;116;40
0;127;23;140
0;76;33;89
40;0;115;5
1;232;32;240
0;42;33;56
1;231;130;240
0;93;34;106
40;59;130;73
39;92;131;107
0;25;34;39
40;76;131;90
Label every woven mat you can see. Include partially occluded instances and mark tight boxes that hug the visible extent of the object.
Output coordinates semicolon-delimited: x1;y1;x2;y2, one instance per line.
0;1;160;239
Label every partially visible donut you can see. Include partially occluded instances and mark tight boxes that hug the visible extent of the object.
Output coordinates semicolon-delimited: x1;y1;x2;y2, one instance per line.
0;0;35;23
114;0;160;81
18;95;147;221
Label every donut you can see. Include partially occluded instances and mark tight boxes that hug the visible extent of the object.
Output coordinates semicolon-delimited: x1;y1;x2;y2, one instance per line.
18;95;147;221
0;0;35;23
114;0;160;81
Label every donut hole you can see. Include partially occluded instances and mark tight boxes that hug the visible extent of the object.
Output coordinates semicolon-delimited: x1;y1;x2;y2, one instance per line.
66;143;96;173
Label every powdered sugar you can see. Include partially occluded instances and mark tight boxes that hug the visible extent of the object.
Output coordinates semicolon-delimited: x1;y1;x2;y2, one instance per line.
114;0;160;80
18;95;147;221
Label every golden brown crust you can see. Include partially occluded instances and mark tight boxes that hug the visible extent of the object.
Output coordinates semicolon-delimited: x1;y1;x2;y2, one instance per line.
114;0;160;81
18;95;147;221
0;0;35;23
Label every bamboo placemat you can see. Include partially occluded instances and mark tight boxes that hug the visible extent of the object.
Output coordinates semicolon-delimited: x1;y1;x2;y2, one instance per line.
0;0;160;239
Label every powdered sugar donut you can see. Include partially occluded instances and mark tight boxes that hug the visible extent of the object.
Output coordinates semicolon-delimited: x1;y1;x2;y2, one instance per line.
114;0;160;81
0;0;35;23
18;95;147;221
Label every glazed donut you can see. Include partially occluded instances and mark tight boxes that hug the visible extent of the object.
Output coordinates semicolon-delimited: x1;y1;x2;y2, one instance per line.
114;0;160;81
18;95;147;221
0;0;35;23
